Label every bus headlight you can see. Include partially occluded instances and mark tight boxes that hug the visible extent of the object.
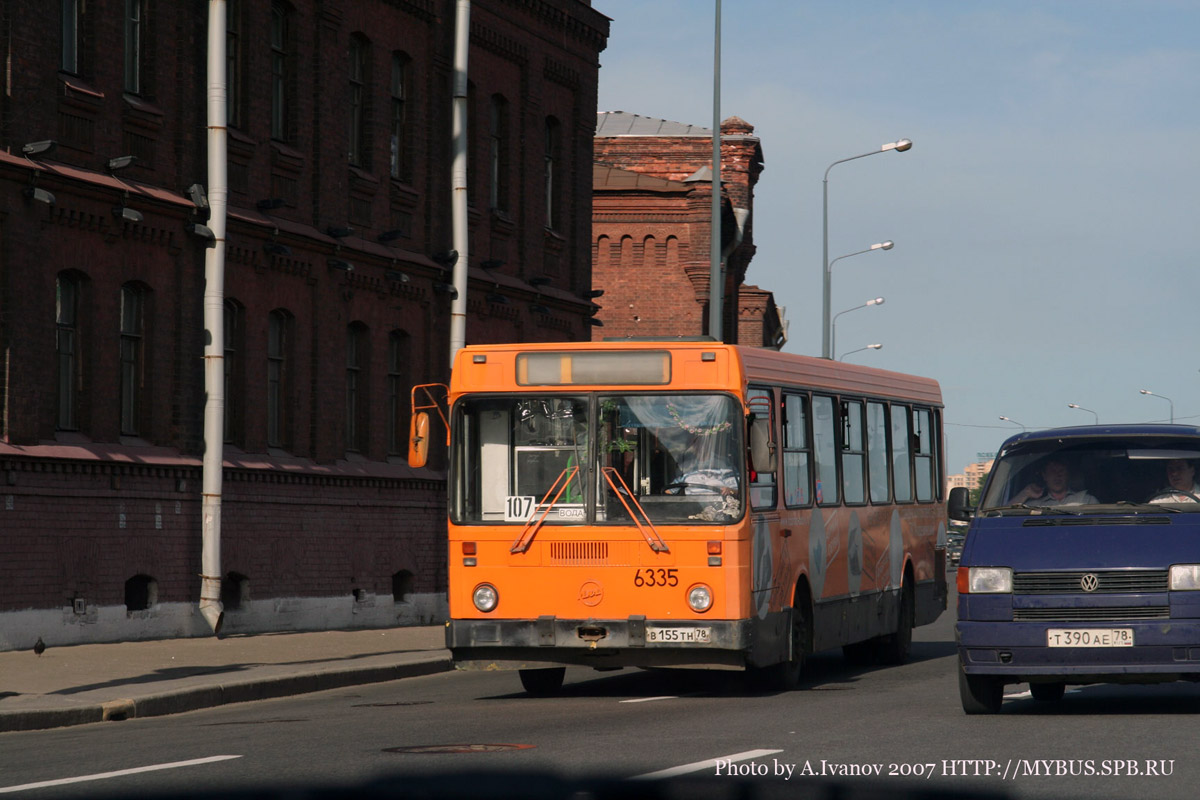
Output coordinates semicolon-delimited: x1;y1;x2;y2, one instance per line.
1170;565;1200;590
473;583;499;612
687;583;713;613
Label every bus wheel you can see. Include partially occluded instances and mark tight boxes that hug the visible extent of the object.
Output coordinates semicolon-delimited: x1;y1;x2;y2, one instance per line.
958;664;1003;714
761;602;811;691
518;667;565;696
877;581;914;665
1030;681;1065;702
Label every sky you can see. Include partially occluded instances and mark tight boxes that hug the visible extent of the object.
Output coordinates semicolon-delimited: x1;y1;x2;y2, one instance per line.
591;0;1200;475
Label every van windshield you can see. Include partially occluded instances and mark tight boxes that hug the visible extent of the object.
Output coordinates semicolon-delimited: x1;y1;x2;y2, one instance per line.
980;436;1200;513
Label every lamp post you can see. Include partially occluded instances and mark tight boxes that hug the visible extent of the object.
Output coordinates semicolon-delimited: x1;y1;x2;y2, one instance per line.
839;343;882;361
822;139;912;359
1139;389;1175;423
999;416;1026;432
1067;403;1099;425
831;296;884;364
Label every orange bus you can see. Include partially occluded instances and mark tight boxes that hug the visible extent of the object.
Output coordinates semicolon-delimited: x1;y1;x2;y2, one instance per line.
410;341;948;694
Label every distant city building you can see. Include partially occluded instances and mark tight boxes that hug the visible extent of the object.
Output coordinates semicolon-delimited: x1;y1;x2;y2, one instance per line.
946;459;994;496
0;0;608;649
591;112;786;346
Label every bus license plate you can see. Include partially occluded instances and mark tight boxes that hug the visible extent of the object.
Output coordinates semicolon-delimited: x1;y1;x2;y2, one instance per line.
646;627;711;644
1047;628;1134;647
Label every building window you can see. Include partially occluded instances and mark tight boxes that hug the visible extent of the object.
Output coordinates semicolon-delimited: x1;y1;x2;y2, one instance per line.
544;116;561;229
270;2;291;141
56;274;83;431
124;0;143;95
389;53;412;182
345;324;369;452
267;309;291;448
119;284;145;436
489;95;509;212
386;330;411;454
223;300;244;444
226;0;244;128
348;35;370;168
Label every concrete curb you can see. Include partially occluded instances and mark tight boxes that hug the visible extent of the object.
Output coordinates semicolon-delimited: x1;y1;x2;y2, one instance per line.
0;656;453;734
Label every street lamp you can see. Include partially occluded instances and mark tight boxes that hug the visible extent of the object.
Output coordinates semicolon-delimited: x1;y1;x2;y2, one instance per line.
831;296;884;364
829;240;894;271
822;138;912;359
839;343;882;361
999;416;1026;432
1067;403;1099;425
1139;389;1175;423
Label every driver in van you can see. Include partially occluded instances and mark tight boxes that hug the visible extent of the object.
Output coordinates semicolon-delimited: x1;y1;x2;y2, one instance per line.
1149;458;1200;503
1011;457;1098;506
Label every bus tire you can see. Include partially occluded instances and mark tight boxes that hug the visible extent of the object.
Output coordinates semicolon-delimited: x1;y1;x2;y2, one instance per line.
518;667;565;696
1030;681;1065;702
958;664;1003;714
877;576;914;665
760;589;812;691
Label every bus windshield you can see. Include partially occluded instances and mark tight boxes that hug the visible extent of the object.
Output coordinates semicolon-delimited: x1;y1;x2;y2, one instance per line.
451;393;744;525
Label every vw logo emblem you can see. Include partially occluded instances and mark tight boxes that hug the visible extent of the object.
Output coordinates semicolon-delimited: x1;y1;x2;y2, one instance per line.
1080;573;1099;592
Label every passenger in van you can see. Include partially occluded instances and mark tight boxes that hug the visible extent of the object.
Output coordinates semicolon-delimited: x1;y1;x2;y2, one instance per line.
1011;458;1098;506
1149;459;1200;503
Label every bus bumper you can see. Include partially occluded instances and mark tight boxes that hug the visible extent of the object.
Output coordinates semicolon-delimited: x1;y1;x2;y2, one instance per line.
447;616;754;671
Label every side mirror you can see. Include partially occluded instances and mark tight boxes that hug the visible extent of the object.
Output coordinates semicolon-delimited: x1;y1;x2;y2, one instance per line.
948;486;973;522
749;416;776;474
407;412;430;468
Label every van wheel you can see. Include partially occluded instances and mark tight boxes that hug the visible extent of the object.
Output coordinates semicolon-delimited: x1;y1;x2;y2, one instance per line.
877;581;914;665
518;667;565;696
958;664;1003;714
1030;681;1065;702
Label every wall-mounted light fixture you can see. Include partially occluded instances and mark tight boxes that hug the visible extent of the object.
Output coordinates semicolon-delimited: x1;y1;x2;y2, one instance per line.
432;281;458;298
528;276;552;288
486;291;510;305
256;198;285;211
264;241;292;257
113;205;144;223
22;186;56;205
481;258;505;271
530;303;551;314
106;155;137;173
22;140;57;157
186;183;209;210
327;258;355;272
326;226;354;239
386;269;410;283
378;229;405;243
186;222;216;243
431;250;458;269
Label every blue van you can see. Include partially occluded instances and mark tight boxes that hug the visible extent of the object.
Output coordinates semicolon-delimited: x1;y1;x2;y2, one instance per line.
948;425;1200;714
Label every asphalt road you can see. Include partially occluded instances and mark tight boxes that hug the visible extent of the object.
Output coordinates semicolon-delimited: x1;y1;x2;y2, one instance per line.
3;595;1200;800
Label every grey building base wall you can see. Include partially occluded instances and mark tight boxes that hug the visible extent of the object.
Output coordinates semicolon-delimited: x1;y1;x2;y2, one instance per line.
0;593;448;652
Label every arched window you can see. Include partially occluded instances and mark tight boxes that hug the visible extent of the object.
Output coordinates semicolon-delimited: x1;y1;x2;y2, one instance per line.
119;283;146;436
346;323;370;452
56;272;85;431
387;330;412;454
267;309;292;448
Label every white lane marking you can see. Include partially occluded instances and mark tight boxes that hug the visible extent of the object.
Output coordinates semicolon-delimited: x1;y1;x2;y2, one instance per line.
0;755;242;794
633;748;783;780
619;696;677;704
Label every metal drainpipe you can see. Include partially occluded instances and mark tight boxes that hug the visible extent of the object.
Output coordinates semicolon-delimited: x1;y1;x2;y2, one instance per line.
448;0;470;367
199;0;228;635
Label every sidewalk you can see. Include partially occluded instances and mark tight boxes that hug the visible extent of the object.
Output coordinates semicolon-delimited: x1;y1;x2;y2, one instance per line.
0;626;452;733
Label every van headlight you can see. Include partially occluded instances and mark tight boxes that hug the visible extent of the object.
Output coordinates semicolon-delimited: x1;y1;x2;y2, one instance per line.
1170;565;1200;591
964;567;1012;594
473;583;499;612
687;584;713;612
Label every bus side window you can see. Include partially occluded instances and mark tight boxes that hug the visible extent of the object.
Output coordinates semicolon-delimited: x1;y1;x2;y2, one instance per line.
783;393;812;507
748;388;777;510
813;395;840;505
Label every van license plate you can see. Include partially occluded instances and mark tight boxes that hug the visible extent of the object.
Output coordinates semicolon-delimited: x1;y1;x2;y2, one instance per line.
646;627;711;643
1047;628;1134;647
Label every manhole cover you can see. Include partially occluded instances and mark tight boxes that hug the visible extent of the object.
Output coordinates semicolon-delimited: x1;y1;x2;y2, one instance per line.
383;744;536;754
353;701;434;707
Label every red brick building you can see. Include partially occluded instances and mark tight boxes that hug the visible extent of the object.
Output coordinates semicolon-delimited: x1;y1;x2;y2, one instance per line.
0;0;608;649
591;111;786;347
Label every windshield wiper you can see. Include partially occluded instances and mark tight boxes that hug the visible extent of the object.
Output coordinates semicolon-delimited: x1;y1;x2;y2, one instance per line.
986;503;1080;516
510;466;581;554
601;467;669;553
1113;501;1181;513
